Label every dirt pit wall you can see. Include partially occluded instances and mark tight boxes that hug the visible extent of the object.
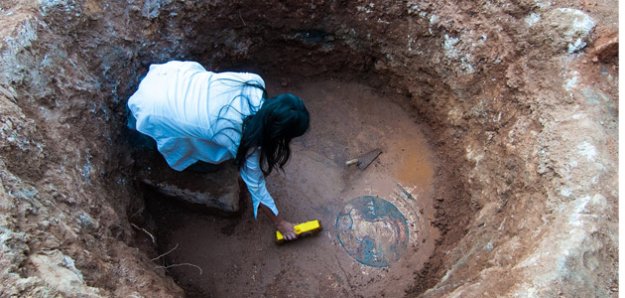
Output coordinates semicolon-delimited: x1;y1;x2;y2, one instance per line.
0;0;618;297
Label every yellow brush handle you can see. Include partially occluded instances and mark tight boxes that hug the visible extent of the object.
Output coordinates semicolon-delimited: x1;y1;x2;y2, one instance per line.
276;220;322;243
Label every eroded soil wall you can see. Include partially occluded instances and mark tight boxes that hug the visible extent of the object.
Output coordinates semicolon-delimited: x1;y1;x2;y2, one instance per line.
0;0;618;297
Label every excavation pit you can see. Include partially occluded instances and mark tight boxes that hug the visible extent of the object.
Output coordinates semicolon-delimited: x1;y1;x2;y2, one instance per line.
0;1;618;297
141;78;441;297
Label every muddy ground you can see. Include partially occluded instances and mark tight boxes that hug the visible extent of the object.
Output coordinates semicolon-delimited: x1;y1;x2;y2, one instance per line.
140;79;440;297
0;0;619;297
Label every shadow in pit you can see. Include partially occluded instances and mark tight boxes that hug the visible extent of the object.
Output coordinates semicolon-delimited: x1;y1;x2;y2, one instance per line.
140;186;248;298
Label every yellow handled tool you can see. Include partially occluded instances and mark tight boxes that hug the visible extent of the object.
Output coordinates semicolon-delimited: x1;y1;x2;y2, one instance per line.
275;220;323;244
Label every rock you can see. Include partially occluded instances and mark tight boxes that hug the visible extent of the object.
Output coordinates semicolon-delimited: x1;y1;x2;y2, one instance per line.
29;250;101;297
536;8;596;53
591;31;618;62
78;212;99;231
135;150;241;213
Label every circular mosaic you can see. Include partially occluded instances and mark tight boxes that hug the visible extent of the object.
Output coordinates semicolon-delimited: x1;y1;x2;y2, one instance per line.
335;196;409;267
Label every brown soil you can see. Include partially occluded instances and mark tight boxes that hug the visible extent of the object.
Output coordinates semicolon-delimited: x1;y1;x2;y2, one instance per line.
0;0;617;297
143;78;442;297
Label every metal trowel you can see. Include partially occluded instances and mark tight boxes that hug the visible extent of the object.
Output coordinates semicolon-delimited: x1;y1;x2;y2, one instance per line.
345;148;382;170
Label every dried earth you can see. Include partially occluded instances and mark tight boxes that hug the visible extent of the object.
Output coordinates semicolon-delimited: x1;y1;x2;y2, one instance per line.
0;0;618;297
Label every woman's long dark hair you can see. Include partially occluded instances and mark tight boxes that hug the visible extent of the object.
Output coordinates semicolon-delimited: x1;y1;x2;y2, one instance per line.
235;93;309;176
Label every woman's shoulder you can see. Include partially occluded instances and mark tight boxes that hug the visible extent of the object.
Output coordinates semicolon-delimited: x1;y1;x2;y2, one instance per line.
213;71;265;86
149;60;207;72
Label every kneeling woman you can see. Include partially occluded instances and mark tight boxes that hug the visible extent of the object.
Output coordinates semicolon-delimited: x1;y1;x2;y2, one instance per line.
127;61;309;240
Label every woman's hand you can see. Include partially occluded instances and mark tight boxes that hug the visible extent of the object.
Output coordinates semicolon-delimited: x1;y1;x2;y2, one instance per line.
259;203;298;241
277;220;298;241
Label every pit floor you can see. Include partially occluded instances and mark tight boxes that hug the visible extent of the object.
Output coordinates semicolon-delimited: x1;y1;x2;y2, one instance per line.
144;78;440;297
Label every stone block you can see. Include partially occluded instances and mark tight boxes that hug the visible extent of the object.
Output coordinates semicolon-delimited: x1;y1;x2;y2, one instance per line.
134;150;241;213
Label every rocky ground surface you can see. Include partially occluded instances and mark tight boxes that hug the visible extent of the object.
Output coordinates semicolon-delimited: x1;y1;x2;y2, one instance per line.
0;0;618;297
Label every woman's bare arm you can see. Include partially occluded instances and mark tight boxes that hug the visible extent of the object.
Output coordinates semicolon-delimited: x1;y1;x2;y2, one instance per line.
260;205;297;240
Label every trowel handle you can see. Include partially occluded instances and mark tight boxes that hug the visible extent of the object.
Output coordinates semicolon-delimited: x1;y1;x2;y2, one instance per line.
345;159;359;166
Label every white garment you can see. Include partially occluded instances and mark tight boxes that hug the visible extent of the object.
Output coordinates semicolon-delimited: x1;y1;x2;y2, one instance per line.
127;61;278;218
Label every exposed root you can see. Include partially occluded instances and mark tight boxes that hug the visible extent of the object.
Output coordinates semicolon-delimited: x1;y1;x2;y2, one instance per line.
151;243;179;261
131;223;156;244
130;207;144;219
239;11;247;26
156;263;204;275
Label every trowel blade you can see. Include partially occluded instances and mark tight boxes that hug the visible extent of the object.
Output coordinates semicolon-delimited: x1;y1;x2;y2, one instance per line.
357;149;382;170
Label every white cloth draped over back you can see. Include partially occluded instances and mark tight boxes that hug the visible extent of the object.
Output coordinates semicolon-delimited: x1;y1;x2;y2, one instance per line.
127;61;278;218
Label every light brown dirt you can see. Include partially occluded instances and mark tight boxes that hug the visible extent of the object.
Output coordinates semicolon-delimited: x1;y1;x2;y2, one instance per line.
0;0;618;297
